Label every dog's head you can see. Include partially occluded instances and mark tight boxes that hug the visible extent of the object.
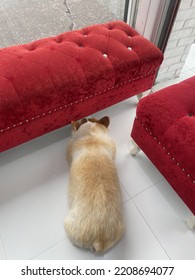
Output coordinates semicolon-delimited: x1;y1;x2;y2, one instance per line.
71;116;110;137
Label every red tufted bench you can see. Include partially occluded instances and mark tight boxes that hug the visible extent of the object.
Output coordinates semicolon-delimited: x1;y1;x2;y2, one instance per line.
0;20;163;152
131;76;195;228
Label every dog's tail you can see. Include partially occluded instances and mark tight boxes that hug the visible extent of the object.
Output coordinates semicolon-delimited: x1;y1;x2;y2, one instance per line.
93;238;119;253
93;240;108;253
93;224;125;253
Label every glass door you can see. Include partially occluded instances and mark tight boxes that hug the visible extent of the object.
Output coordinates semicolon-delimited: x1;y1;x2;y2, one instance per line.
124;0;181;51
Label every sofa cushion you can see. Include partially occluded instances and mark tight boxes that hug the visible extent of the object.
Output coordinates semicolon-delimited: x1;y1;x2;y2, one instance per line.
136;77;195;178
0;20;163;152
131;76;195;214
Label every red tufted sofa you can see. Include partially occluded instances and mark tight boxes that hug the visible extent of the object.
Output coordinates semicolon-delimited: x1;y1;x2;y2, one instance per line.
131;76;195;217
0;20;163;152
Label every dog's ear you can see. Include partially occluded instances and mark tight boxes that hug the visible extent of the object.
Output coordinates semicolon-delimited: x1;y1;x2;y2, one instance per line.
80;118;88;125
71;121;80;131
71;118;88;131
98;116;110;128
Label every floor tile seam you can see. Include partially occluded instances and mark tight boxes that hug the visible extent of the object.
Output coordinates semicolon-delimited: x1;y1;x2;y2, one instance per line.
119;180;131;203
131;198;171;260
130;178;165;199
119;175;164;201
31;237;67;260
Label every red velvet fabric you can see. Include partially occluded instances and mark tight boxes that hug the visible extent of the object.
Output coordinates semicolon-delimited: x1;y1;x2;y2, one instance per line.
131;76;195;215
0;20;163;152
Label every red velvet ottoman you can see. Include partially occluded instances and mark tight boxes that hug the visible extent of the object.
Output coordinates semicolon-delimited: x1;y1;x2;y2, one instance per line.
0;20;163;152
131;76;195;228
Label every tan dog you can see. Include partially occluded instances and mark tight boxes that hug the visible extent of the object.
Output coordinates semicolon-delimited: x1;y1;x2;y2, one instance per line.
64;116;125;253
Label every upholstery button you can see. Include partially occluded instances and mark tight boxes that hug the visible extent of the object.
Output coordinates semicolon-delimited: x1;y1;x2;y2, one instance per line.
55;38;62;43
128;35;131;38
29;45;36;51
188;113;193;117
128;47;132;50
103;53;108;58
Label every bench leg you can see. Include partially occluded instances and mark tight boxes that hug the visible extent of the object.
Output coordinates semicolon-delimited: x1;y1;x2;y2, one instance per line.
137;93;143;101
130;139;141;156
186;215;195;229
137;89;153;101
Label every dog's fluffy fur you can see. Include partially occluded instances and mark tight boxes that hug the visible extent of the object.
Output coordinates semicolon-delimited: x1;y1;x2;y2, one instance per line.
64;116;125;253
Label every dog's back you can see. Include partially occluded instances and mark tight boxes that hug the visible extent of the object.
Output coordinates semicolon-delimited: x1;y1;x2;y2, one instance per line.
64;117;125;253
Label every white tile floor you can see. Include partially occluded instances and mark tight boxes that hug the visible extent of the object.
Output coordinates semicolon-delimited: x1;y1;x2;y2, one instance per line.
0;45;195;260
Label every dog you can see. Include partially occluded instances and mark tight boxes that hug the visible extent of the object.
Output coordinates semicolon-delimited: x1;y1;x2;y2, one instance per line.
64;116;125;253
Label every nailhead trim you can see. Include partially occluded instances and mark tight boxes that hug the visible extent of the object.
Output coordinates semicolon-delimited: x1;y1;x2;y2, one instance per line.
140;120;195;184
0;72;155;135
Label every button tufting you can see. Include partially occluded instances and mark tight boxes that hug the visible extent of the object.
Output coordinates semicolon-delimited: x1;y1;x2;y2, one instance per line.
128;47;132;50
188;113;193;117
103;53;108;58
55;38;63;43
28;45;36;51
